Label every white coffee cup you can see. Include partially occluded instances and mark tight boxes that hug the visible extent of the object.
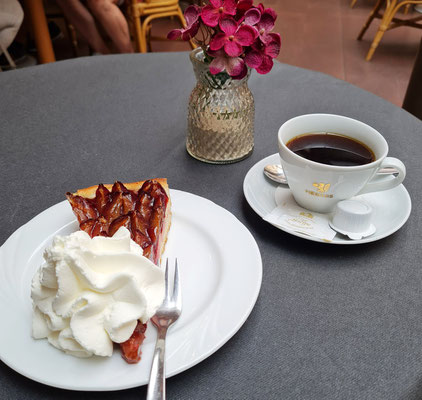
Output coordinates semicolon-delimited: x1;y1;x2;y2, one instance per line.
278;114;406;213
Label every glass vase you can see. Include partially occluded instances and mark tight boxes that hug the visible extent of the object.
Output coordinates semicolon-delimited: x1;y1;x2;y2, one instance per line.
186;48;255;164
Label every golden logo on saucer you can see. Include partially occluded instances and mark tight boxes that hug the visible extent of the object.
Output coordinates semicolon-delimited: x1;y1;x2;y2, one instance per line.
300;212;314;219
313;183;331;193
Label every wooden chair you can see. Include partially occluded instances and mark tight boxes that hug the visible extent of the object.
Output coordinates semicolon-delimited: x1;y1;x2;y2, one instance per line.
351;0;411;13
357;0;422;61
127;0;195;53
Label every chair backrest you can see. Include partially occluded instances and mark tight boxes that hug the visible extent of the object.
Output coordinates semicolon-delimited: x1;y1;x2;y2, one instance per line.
131;0;180;6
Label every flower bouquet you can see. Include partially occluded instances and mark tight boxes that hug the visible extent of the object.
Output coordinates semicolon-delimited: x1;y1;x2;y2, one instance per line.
168;0;281;79
168;0;281;164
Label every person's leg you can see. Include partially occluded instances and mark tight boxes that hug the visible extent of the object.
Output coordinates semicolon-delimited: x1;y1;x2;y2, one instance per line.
86;0;133;53
56;0;110;54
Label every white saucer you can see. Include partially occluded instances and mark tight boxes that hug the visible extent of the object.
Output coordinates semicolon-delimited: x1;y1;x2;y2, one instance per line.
243;154;412;244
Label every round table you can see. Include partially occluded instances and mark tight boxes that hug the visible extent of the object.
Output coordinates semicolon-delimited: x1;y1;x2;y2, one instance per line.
1;53;421;400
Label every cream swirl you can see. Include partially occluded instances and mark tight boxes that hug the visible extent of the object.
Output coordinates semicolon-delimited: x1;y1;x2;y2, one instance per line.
31;227;164;358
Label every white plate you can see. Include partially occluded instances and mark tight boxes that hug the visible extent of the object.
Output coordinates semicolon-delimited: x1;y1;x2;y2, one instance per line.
243;154;412;244
0;190;262;391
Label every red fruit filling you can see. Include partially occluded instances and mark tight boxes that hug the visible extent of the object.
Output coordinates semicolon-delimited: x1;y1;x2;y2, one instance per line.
120;322;147;364
66;180;169;264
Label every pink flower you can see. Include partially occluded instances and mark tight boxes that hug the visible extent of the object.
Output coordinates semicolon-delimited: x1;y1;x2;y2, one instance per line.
243;7;261;26
201;0;237;28
237;0;253;11
208;49;248;80
167;5;200;41
244;32;281;74
236;0;253;18
210;18;257;57
167;0;281;79
256;8;277;44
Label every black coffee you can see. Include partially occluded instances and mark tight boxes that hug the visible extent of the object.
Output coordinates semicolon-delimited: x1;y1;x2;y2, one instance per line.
286;132;375;166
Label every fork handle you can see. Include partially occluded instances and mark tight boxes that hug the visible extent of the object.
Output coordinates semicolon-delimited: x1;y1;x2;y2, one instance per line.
146;328;168;400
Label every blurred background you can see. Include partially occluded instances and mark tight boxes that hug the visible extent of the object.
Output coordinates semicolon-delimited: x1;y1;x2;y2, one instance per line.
2;0;421;109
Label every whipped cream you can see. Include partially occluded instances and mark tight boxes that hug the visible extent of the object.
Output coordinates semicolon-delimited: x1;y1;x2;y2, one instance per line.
31;227;164;358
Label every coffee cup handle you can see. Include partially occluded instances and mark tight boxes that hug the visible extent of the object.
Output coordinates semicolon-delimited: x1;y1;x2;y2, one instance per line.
357;157;406;195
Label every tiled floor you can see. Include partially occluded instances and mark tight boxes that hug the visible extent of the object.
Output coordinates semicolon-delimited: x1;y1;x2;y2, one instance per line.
50;0;422;107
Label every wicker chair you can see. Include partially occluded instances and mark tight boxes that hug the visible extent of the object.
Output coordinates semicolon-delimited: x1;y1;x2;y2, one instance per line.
127;0;195;53
357;0;422;61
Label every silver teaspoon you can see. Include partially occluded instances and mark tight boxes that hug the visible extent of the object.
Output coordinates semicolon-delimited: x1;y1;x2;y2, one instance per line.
264;164;288;184
264;164;399;185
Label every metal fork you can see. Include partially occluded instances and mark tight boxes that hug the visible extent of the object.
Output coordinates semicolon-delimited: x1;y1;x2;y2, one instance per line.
146;259;182;400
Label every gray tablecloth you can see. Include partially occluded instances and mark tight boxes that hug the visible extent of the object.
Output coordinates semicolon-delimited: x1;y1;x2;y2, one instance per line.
1;52;421;400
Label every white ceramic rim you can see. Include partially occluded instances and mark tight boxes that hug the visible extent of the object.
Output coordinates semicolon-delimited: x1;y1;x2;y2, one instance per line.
277;113;389;171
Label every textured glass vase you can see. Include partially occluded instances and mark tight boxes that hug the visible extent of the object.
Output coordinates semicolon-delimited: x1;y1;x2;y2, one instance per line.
186;48;255;164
